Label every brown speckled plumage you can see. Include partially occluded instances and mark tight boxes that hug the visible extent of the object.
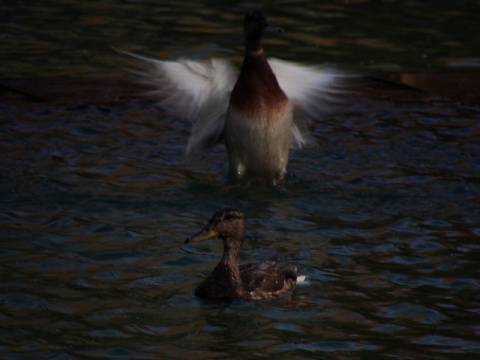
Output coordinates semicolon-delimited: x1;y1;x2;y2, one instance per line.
185;208;303;300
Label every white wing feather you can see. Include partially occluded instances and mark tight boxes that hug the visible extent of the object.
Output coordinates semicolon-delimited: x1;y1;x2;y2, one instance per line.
268;58;343;148
117;50;343;153
117;50;237;154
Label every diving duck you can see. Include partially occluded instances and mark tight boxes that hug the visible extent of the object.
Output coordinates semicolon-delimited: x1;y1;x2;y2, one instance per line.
185;208;306;300
119;11;341;183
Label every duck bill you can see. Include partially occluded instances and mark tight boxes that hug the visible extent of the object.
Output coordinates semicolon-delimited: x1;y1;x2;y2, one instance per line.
265;24;284;34
185;227;218;244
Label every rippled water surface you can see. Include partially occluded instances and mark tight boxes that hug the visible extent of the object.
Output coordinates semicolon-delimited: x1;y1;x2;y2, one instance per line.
2;0;480;77
2;0;480;359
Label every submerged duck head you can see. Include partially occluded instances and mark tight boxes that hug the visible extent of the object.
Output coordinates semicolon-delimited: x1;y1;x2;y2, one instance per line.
185;208;246;248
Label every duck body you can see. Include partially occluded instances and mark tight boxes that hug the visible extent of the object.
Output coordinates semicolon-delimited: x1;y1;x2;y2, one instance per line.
240;256;298;299
226;48;293;181
185;208;304;301
194;261;252;300
195;257;299;300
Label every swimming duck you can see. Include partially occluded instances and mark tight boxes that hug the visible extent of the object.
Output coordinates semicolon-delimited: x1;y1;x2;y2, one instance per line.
185;208;306;300
119;11;341;182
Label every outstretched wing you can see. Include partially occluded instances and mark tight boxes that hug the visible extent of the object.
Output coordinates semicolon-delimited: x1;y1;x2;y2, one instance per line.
268;58;346;149
117;50;237;154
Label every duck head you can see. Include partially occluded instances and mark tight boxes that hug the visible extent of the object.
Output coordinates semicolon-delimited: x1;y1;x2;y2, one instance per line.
185;208;246;249
243;11;283;51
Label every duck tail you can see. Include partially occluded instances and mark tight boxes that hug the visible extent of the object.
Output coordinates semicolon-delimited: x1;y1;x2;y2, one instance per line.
296;274;307;283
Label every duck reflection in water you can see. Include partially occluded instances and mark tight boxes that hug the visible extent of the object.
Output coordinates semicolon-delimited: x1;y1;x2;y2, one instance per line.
185;208;306;300
120;11;344;183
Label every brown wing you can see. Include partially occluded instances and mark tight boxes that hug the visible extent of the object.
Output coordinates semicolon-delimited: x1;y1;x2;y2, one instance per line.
240;256;298;299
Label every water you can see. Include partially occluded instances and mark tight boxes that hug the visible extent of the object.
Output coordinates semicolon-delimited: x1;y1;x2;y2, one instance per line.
2;0;480;77
2;0;480;359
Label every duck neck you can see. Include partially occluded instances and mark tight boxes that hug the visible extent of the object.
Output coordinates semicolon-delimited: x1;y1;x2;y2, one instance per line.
240;47;272;79
221;238;243;285
220;237;243;282
245;33;263;53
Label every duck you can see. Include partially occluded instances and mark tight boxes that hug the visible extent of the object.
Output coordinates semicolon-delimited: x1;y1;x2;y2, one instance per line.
118;11;342;183
185;208;306;300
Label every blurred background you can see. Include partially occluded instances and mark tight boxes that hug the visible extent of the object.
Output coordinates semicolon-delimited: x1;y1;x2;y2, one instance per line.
2;0;480;78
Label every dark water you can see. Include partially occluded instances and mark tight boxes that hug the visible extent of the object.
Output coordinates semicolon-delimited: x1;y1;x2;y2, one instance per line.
2;0;480;77
2;0;480;359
